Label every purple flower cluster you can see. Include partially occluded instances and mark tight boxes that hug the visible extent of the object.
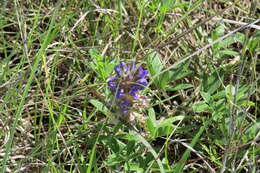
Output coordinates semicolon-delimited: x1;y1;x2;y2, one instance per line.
108;61;148;114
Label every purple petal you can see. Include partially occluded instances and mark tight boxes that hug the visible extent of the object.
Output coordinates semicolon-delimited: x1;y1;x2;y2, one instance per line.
120;62;128;73
131;78;148;91
120;106;128;114
115;88;125;99
138;67;148;78
121;98;131;106
119;99;131;114
137;78;148;87
108;76;118;90
129;87;140;98
115;64;122;76
115;62;128;76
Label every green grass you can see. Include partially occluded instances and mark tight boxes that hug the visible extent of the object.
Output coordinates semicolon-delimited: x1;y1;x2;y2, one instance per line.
0;0;259;172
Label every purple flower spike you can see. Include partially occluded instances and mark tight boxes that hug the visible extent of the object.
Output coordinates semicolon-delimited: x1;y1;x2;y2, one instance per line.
107;61;148;115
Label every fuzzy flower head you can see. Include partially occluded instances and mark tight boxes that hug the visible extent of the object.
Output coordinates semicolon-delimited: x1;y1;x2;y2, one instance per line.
108;61;148;115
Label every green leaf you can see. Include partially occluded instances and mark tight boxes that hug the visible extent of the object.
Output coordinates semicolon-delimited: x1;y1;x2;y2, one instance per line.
147;50;174;89
247;31;260;55
160;0;176;13
89;48;102;61
147;50;192;90
157;116;184;127
130;130;166;173
172;2;189;8
146;108;157;137
192;101;211;113
146;108;157;138
219;50;239;57
147;50;168;89
158;71;172;89
212;24;225;39
156;125;175;138
234;32;245;43
243;122;260;142
87;144;97;173
170;62;191;81
146;119;156;138
106;153;125;166
214;99;226;112
124;162;144;172
166;84;193;91
154;116;184;138
212;110;224;121
148;108;156;123
89;99;111;118
201;69;224;94
236;85;251;101
200;91;212;103
103;137;120;153
217;36;236;48
212;90;226;99
240;100;255;107
147;50;163;76
211;24;240;50
89;48;116;80
121;133;139;141
211;24;225;50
